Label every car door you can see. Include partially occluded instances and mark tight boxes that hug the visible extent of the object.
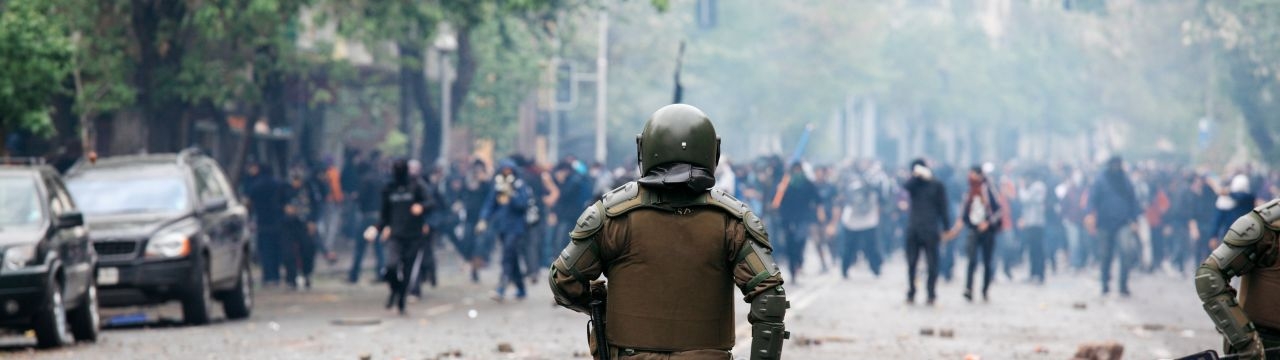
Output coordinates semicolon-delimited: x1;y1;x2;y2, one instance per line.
194;161;237;283
44;173;90;303
206;161;250;274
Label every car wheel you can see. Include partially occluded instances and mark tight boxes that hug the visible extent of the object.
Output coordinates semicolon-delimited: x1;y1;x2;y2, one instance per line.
34;277;72;348
221;259;253;320
68;282;100;342
181;258;213;325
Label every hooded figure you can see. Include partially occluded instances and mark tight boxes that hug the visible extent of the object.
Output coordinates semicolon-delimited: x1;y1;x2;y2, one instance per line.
1086;156;1141;296
478;159;533;301
367;158;430;314
901;158;952;305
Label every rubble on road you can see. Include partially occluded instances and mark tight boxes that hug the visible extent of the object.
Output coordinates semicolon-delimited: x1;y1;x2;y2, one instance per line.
1072;341;1124;360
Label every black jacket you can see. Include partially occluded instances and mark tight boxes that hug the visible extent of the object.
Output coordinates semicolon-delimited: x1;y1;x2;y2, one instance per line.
378;180;430;239
903;176;951;233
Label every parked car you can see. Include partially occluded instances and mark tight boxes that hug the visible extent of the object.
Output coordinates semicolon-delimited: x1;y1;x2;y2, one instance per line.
0;160;99;347
65;149;253;325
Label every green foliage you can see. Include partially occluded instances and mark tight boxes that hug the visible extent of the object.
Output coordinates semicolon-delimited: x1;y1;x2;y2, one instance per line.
379;129;410;156
457;17;544;144
0;0;73;136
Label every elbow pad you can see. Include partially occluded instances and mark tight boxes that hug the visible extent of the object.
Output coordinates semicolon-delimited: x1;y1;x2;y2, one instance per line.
748;290;790;360
1196;265;1257;348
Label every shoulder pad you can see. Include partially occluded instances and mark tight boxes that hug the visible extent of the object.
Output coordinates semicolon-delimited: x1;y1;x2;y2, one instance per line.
1257;199;1280;229
603;182;643;217
706;188;750;218
705;188;769;244
1224;212;1266;247
569;202;605;240
743;210;771;249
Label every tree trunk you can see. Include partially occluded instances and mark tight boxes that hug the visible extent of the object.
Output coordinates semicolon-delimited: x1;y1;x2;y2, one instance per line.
0;124;8;157
262;50;288;173
398;42;442;165
398;50;414;141
449;26;477;123
131;0;187;154
1228;50;1280;164
230;106;258;187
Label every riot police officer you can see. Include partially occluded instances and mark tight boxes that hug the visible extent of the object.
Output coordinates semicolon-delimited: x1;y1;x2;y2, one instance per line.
550;104;789;360
1196;199;1280;359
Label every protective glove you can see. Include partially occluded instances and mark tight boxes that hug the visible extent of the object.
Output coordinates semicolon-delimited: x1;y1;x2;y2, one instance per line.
1236;333;1266;360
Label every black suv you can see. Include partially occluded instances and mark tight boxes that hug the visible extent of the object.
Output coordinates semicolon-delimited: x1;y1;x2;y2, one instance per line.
65;150;253;325
0;161;99;347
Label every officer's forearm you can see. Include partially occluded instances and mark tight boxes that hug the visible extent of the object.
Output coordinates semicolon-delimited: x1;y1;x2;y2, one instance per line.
549;262;592;314
1196;260;1258;348
747;287;789;360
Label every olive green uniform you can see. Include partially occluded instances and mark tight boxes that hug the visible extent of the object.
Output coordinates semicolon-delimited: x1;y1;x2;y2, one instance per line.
1196;199;1280;359
551;183;785;359
550;104;788;360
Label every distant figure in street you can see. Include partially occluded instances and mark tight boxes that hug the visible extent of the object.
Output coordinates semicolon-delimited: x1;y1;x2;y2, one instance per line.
1085;156;1142;297
283;167;325;289
957;165;1002;302
834;168;885;278
365;159;430;314
777;162;821;284
902;158;952;305
1019;170;1049;284
246;165;289;287
477;160;533;301
348;163;387;284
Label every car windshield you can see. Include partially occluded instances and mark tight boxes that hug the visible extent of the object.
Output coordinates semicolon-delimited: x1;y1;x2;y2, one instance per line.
0;176;44;228
68;172;190;216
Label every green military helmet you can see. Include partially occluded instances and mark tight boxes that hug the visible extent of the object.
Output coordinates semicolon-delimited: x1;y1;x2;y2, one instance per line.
635;104;721;175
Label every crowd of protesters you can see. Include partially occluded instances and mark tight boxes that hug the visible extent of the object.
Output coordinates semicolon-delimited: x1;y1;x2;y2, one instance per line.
238;146;1280;309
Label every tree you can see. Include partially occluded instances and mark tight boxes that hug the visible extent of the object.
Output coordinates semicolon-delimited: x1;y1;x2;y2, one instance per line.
1191;1;1280;163
0;0;73;155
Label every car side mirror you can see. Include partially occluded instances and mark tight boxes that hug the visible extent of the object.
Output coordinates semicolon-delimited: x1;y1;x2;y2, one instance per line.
202;198;230;213
57;212;84;229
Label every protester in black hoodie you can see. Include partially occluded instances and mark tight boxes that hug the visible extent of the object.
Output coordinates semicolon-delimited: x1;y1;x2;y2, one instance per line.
902;158;952;305
365;159;430;314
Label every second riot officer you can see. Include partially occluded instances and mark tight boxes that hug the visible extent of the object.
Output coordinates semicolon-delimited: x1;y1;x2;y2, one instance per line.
1196;199;1280;359
550;104;789;360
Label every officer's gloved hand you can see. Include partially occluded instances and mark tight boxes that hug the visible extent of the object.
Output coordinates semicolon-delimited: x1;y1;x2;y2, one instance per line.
363;226;378;242
476;220;489;234
1238;333;1266;360
589;280;608;301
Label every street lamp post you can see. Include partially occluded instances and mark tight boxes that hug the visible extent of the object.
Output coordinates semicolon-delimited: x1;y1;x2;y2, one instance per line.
595;10;609;164
434;33;458;168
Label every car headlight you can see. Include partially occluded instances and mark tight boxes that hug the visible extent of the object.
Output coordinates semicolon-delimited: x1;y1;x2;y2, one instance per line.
3;244;37;270
144;232;190;259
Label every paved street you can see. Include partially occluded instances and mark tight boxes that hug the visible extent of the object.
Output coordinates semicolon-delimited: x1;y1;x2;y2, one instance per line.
0;245;1224;360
